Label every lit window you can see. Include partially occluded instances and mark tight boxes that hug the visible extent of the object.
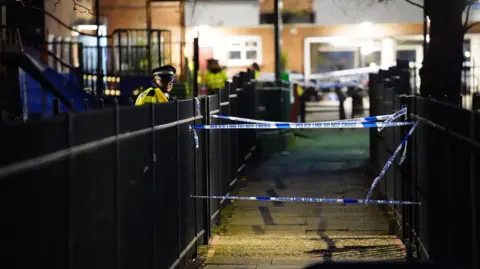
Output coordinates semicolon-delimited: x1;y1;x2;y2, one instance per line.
226;36;262;67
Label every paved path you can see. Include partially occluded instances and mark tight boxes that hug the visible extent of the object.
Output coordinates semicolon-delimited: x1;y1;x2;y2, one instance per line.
202;118;405;268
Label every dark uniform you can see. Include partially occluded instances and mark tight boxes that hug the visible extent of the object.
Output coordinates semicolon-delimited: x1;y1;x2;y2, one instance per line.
135;65;177;105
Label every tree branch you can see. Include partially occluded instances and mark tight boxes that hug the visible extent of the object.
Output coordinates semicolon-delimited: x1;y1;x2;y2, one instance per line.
72;0;92;14
464;0;478;33
464;2;471;30
404;0;423;9
465;21;480;33
51;0;93;14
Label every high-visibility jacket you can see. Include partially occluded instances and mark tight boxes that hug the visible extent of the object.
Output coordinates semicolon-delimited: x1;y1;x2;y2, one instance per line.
203;70;228;91
297;85;304;97
135;87;169;105
254;70;260;79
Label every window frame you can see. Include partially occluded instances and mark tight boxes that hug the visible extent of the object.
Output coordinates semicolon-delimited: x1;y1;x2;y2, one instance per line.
226;35;263;67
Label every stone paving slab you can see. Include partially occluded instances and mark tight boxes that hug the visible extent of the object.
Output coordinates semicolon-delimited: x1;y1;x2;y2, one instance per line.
204;129;404;268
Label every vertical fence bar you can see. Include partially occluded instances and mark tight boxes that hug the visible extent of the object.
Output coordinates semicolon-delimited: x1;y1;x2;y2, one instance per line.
150;103;157;269
53;99;60;116
192;98;199;253
113;101;121;269
175;99;181;264
469;112;477;269
193;38;199;98
67;112;74;269
202;97;211;242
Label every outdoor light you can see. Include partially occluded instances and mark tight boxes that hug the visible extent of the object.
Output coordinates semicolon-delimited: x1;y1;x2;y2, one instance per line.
360;42;375;55
195;24;213;47
409;61;415;69
77;25;98;31
196;24;211;35
360;21;373;30
465;51;471;58
329;36;347;47
105;89;111;95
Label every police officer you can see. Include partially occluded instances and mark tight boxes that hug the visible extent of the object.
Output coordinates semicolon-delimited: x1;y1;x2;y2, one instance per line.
203;59;228;95
135;65;177;106
249;62;261;79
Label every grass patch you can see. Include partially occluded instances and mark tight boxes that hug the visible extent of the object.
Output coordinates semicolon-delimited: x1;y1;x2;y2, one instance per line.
211;201;236;235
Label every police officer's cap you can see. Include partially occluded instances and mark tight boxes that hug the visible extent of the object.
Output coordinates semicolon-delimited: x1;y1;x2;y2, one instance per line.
152;65;176;78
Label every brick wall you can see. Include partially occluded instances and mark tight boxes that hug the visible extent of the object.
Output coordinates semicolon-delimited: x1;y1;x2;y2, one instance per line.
259;0;313;13
100;0;184;72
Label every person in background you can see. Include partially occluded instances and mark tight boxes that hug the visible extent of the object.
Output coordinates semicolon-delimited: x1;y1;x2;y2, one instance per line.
249;62;261;79
203;59;228;95
135;65;177;105
334;80;346;130
350;84;365;119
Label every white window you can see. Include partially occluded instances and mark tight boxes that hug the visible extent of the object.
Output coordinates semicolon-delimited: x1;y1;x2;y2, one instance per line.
226;36;262;67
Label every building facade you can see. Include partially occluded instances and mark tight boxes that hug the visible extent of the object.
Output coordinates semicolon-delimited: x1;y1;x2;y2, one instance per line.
179;0;480;84
40;0;480;85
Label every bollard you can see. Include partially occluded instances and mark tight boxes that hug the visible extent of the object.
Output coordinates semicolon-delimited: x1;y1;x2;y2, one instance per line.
114;98;119;105
52;99;60;116
84;98;89;110
69;99;74;109
97;98;104;109
128;98;134;105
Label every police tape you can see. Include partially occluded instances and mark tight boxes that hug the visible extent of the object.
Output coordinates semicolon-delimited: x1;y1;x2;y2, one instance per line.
398;107;408;166
365;122;419;203
377;107;407;132
211;112;397;124
194;97;200;116
189;126;199;149
190;195;420;205
192;121;415;130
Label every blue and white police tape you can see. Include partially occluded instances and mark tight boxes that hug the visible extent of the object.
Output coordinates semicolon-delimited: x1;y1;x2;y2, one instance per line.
212;113;396;124
365;122;419;203
192;121;415;130
194;97;200;116
189;125;199;149
377;107;407;132
191;195;420;205
398;107;408;166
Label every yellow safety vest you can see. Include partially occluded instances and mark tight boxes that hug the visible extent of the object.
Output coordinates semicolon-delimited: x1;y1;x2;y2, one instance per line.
297;85;304;97
135;87;169;106
254;70;260;79
204;70;228;90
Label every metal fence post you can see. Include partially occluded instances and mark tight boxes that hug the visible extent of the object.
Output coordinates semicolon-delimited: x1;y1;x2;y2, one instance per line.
175;99;181;264
150;103;157;269
67;112;74;269
469;112;477;269
98;98;104;109
201;97;211;242
53;99;60;116
192;97;199;254
402;96;414;260
113;100;121;269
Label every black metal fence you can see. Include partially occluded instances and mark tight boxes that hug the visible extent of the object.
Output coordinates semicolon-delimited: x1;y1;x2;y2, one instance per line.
369;67;480;269
0;71;262;268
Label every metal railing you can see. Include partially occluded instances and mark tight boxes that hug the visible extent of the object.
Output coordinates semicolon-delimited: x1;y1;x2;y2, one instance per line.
369;66;480;269
0;71;276;269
